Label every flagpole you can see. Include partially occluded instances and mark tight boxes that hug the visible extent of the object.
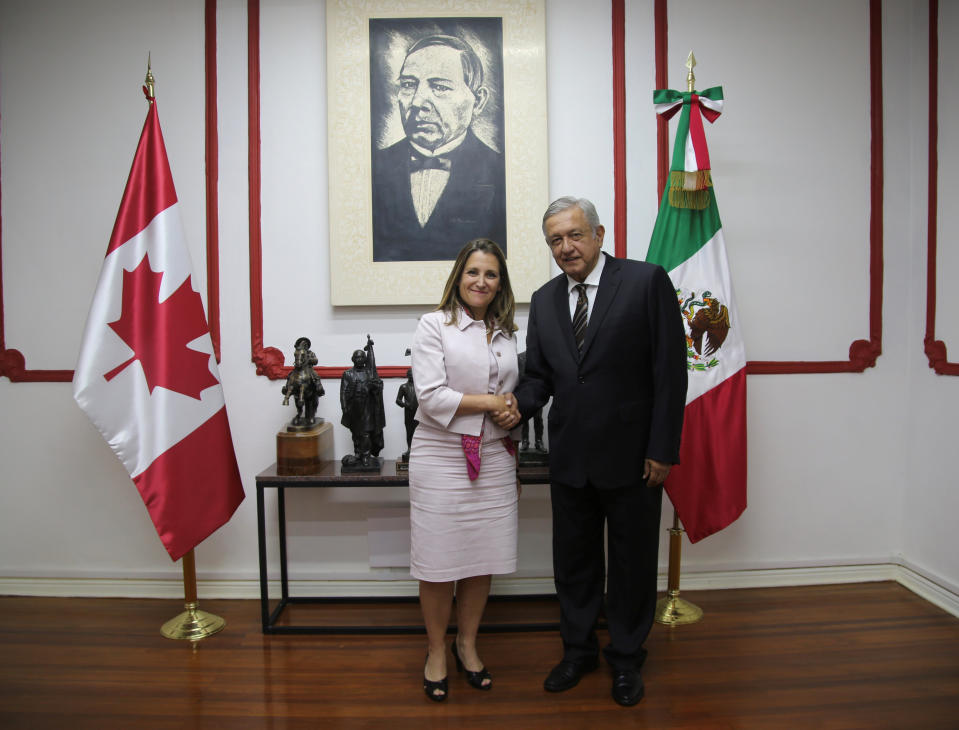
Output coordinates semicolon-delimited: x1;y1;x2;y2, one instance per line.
654;51;705;627
138;59;227;642
160;548;227;641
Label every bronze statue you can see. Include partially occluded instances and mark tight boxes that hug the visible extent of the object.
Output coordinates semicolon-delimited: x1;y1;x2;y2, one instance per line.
518;350;547;464
395;367;418;465
282;337;325;431
340;335;386;470
518;350;545;451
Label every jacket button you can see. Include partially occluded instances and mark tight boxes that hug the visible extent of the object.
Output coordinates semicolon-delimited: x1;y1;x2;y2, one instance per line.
578;376;585;384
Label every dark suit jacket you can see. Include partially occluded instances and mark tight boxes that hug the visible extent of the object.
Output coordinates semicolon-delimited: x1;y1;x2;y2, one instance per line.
516;254;688;489
371;131;507;261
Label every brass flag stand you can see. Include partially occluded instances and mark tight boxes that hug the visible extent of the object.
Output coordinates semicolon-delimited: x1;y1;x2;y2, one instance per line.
161;548;226;641
655;511;702;625
654;52;705;627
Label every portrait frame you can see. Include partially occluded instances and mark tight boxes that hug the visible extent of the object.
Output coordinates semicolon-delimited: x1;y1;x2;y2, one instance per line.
326;0;548;306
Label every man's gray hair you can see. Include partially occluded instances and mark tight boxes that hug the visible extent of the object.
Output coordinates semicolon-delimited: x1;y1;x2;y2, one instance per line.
542;196;602;235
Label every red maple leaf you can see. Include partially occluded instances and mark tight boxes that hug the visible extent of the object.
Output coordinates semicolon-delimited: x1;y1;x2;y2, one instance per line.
104;254;218;400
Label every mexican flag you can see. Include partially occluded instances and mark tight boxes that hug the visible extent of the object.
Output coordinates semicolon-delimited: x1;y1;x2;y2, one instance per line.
645;85;746;543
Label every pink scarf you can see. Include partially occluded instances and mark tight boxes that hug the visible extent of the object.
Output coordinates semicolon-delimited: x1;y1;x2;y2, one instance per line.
461;431;516;481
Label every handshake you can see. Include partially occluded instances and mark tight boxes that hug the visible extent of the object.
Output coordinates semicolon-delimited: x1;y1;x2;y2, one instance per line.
488;392;521;430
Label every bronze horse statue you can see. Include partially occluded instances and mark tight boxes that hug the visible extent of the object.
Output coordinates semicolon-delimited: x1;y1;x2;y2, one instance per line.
282;337;325;430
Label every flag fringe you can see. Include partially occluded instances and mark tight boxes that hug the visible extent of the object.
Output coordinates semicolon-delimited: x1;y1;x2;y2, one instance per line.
669;169;713;190
668;188;711;210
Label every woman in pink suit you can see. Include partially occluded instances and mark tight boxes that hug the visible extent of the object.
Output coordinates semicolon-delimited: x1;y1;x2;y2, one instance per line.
409;239;522;701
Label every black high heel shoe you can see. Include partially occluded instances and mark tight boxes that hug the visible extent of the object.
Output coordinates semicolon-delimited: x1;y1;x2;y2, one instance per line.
423;653;448;702
452;641;492;690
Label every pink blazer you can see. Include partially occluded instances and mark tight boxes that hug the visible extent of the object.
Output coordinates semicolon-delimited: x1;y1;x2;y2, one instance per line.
411;308;519;437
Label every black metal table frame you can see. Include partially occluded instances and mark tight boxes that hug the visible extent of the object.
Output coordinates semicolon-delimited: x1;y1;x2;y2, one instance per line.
256;460;559;634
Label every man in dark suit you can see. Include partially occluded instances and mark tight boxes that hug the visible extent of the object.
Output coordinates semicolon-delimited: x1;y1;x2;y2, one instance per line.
503;196;687;706
371;34;506;262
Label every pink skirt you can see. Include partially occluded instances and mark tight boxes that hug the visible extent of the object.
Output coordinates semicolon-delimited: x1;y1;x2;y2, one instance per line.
408;423;518;582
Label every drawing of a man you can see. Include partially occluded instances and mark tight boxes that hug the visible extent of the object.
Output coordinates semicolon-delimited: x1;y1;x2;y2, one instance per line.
371;33;507;262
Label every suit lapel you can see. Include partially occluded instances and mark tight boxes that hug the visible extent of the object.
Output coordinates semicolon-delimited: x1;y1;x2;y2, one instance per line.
581;254;622;359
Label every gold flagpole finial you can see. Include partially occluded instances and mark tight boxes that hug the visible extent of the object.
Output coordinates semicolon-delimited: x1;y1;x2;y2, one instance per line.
144;53;155;100
686;50;697;92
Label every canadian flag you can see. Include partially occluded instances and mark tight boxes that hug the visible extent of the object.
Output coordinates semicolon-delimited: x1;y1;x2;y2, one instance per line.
73;94;244;561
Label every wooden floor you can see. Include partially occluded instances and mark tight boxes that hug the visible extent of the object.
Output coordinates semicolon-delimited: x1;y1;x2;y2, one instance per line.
1;581;958;729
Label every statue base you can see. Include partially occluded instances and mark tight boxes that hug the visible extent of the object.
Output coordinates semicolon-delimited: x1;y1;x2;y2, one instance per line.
286;419;322;433
277;421;333;475
395;453;410;472
341;455;384;473
519;448;549;468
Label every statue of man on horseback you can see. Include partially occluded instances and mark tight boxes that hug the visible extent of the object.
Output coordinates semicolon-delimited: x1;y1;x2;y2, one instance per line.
282;337;325;430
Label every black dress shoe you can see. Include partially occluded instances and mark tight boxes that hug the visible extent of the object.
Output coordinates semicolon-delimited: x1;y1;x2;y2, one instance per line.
452;641;492;690
423;674;448;702
423;653;448;702
543;657;600;692
611;669;644;706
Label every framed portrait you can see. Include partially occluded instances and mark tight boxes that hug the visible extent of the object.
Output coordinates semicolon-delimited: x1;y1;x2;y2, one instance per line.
327;0;548;305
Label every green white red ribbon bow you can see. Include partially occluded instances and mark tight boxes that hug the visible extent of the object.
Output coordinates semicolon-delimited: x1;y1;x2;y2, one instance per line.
654;86;724;209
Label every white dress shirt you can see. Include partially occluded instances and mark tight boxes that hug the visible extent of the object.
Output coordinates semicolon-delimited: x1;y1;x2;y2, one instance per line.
566;250;606;324
408;132;467;227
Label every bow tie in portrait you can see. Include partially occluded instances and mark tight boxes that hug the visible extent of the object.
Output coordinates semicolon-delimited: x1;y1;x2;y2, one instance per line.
409;151;452;172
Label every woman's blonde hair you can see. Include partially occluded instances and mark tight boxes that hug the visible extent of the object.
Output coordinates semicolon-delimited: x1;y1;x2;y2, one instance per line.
436;239;517;335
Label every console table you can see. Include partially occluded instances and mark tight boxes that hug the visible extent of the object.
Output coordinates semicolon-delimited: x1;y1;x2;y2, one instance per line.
255;459;557;634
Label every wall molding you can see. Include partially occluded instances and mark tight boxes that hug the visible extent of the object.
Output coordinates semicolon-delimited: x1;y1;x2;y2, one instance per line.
0;0;224;383
204;0;223;362
244;0;405;381
924;0;958;374
612;0;627;258
3;560;955;618
651;0;884;375
1;0;887;382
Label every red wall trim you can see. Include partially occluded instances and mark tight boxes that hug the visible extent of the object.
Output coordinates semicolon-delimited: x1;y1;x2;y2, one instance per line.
245;0;423;380
246;0;275;377
612;0;627;259
0;2;225;383
923;0;957;374
247;0;884;381
650;0;884;374
205;0;223;362
0;0;889;383
0;71;73;382
654;0;669;199
747;0;884;373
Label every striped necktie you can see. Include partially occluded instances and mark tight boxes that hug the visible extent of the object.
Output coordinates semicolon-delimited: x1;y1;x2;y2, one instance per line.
572;284;589;351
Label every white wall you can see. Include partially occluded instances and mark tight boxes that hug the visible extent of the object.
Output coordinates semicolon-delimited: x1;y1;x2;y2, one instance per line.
1;0;956;604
